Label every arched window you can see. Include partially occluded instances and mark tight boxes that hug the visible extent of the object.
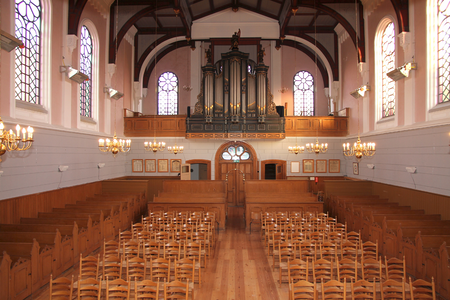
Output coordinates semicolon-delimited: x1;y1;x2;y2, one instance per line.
375;19;396;122
437;0;450;104
158;72;178;115
293;71;314;116
381;22;396;117
15;0;41;104
221;145;251;162
79;25;93;118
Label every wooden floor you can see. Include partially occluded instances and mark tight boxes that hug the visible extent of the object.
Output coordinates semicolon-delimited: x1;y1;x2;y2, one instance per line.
30;207;288;300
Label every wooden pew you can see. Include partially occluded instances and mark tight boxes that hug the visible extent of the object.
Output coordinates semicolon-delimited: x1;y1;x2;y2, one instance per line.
0;240;39;298
329;195;381;221
21;216;100;253
0;252;12;300
95;193;146;221
349;202;400;234
85;197;133;226
335;197;388;225
415;233;450;299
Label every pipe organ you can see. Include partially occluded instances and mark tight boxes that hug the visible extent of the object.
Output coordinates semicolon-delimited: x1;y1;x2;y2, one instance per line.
186;36;285;139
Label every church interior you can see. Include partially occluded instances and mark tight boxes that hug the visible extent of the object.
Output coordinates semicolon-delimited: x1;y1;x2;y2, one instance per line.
1;0;450;299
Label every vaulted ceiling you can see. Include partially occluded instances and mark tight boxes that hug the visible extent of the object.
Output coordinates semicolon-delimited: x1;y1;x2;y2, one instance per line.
68;0;409;86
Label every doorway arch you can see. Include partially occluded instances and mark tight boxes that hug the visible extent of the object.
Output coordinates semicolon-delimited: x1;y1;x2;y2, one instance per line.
215;141;258;206
261;159;287;180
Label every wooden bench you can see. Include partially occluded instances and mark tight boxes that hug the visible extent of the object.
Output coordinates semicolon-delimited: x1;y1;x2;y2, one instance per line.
0;252;12;300
330;195;382;221
95;193;146;220
349;202;400;234
21;216;101;252
335;197;388;225
0;240;39;299
84;197;133;226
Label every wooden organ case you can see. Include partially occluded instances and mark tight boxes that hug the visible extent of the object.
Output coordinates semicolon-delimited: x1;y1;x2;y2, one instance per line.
186;36;285;139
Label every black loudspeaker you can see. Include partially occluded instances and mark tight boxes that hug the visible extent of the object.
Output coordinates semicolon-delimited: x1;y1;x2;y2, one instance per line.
187;106;191;118
276;106;284;117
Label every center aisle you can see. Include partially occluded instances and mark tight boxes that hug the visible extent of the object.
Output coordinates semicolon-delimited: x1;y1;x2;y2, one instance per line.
196;207;287;300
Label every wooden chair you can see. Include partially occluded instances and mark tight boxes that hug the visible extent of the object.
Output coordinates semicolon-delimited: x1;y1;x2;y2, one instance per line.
106;278;130;300
132;222;144;237
346;230;361;244
361;240;378;260
290;279;317;300
77;276;102;300
351;279;376;300
163;280;189;300
385;256;406;281
320;242;337;261
327;232;343;245
321;278;346;300
136;230;152;242
174;258;196;298
79;254;100;280
313;258;333;283
135;279;160;300
337;257;358;282
122;240;141;259
142;240;161;260
287;259;309;286
381;278;406;300
340;241;358;259
249;211;261;232
119;230;133;246
409;277;436;300
191;231;210;262
49;274;74;300
277;242;295;285
102;255;123;280
126;256;146;281
361;257;383;282
184;242;205;270
103;239;120;258
149;258;171;283
298;241;316;261
164;241;182;262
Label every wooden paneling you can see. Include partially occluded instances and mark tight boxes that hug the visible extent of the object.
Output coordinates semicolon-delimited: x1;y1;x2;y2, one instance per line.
124;115;186;137
285;116;348;137
372;182;450;221
245;179;309;194
162;180;226;193
112;176;180;202
0;182;102;225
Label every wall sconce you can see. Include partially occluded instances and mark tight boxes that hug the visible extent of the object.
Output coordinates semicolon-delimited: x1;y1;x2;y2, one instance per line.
387;62;417;81
183;85;193;92
350;85;370;99
406;167;417;174
104;87;124;100
1;30;24;52
60;66;89;84
279;87;289;94
367;164;375;169
58;165;69;172
97;163;105;169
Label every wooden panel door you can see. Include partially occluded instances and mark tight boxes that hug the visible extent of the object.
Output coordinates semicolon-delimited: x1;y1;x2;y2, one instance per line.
219;162;253;206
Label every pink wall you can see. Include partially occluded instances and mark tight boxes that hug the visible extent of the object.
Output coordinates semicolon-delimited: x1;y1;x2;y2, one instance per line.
340;36;361;135
143;46;191;115
0;0;13;116
50;0;64;126
413;0;427;123
280;45;328;117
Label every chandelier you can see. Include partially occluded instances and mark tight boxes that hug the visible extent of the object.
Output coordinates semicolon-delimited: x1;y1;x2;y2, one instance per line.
98;133;131;155
168;143;183;155
306;138;328;154
288;143;305;155
343;136;375;160
0;118;34;162
144;139;165;153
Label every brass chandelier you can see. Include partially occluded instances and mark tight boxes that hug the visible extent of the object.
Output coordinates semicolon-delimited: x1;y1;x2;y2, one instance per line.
306;138;328;154
98;133;131;155
343;137;375;160
168;143;183;155
0;117;34;162
144;139;165;153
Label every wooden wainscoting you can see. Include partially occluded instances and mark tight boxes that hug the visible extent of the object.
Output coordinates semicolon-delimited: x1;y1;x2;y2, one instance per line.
124;115;186;137
285;116;348;137
0;182;102;224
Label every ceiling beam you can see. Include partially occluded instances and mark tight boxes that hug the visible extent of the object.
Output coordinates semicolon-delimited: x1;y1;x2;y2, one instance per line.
390;0;409;32
174;0;192;40
279;0;296;39
67;0;88;35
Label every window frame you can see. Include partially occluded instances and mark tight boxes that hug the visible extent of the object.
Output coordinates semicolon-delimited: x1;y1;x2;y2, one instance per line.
374;16;398;129
293;70;315;117
13;0;52;123
426;0;450;121
157;71;179;115
77;19;99;131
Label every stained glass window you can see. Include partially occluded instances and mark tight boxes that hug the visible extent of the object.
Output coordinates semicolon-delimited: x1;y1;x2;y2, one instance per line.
158;72;178;115
79;25;93;117
293;71;314;116
221;145;250;162
381;22;396;117
15;0;41;104
438;0;450;104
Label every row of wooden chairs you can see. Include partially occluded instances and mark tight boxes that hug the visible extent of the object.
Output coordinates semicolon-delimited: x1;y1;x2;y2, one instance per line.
279;255;406;287
50;274;191;300
290;277;436;300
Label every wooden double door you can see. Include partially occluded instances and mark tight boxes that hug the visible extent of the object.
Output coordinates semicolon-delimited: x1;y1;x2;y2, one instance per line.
215;141;258;207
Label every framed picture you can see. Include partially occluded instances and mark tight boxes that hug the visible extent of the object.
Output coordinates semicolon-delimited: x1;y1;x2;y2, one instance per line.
132;159;143;173
316;159;327;173
170;159;181;173
329;159;340;173
291;161;300;173
145;159;156;173
303;159;314;173
158;159;168;173
353;162;359;175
